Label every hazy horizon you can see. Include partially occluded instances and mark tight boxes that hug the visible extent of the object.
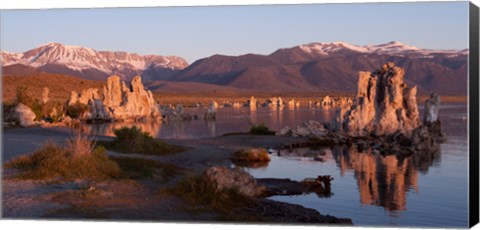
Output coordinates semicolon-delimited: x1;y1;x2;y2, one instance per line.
0;2;469;63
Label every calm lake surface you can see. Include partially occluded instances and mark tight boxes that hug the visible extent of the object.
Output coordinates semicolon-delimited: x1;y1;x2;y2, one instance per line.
85;104;469;227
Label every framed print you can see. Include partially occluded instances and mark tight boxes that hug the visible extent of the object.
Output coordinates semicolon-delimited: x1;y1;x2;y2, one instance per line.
1;1;479;228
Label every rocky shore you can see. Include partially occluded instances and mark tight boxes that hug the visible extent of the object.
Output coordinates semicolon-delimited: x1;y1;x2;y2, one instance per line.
2;127;352;224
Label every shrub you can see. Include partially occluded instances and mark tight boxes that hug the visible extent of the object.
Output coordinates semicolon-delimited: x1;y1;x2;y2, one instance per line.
30;99;44;121
109;156;183;181
173;175;250;210
13;85;44;121
233;148;270;162
15;85;34;106
5;136;120;180
249;123;275;135
106;126;185;155
67;131;97;157
43;101;64;123
66;102;89;119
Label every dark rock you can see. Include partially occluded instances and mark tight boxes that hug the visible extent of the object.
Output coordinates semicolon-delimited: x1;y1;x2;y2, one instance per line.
240;199;352;224
257;175;333;198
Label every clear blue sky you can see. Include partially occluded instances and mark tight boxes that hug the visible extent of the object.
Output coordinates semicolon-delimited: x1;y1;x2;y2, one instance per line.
0;1;469;64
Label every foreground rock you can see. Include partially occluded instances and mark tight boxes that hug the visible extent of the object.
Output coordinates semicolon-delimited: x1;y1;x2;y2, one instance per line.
204;166;266;197
240;199;352;224
203;166;351;224
68;75;161;122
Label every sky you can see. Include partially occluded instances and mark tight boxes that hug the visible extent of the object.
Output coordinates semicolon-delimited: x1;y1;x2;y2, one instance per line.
0;1;470;64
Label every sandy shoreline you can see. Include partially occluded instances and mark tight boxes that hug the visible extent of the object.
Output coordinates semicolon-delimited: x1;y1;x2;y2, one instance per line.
2;126;352;224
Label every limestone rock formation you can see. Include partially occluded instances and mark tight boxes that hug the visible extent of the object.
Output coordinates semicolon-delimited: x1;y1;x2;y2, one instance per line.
204;166;266;197
249;96;257;110
41;87;49;104
287;99;297;109
14;103;36;127
67;75;161;121
321;96;333;106
204;100;217;120
424;93;440;124
335;63;421;137
265;97;284;109
420;93;445;141
276;120;328;137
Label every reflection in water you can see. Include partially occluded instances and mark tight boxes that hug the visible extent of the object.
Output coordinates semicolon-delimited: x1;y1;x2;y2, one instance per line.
81;121;163;137
249;109;257;125
233;160;270;169
81;107;337;139
332;145;440;211
205;119;216;137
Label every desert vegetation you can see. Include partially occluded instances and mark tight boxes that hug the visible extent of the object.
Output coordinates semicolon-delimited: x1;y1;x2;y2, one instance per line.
65;102;89;119
110;156;183;182
233;148;271;162
249;123;275;135
5;133;120;181
171;175;252;214
2;73;105;103
99;126;185;155
3;85;67;126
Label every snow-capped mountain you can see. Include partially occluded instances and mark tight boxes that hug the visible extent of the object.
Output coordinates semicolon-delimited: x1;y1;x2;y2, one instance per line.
174;41;468;95
1;42;188;81
292;41;465;56
2;41;468;95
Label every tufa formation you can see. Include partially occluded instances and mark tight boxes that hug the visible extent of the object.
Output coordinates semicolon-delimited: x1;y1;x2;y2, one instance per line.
334;62;421;137
68;75;161;121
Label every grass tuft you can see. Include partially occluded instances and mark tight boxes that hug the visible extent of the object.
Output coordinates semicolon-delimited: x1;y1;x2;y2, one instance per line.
101;126;185;155
5;135;120;181
172;175;251;211
66;102;89;119
249;123;275;135
109;156;183;182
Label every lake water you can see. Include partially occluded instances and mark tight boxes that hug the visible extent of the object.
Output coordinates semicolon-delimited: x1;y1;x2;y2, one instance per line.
84;104;469;227
82;106;336;139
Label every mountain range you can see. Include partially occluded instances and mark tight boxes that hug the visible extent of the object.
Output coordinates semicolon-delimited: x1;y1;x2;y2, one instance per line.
1;42;188;82
1;41;468;95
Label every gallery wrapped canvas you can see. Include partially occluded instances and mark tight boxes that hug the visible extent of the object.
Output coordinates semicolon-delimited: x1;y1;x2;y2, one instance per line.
1;0;479;229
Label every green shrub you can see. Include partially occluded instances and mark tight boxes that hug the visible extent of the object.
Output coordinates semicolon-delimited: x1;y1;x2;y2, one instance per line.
249;123;275;135
106;126;185;155
5;138;120;181
66;102;89;119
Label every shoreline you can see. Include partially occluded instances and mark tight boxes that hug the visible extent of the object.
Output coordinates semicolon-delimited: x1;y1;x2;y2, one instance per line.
1;126;352;224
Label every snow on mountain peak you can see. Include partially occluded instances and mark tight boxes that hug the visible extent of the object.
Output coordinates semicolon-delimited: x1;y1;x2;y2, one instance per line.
3;42;189;74
295;41;462;56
